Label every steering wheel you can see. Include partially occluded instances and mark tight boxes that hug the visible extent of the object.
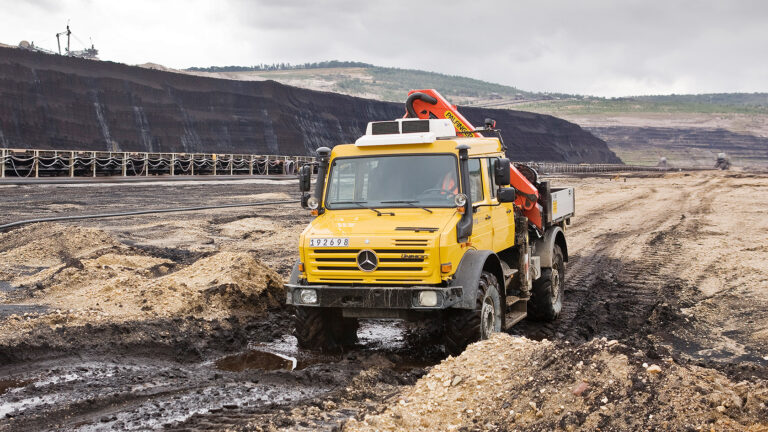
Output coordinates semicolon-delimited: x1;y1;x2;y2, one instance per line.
417;188;455;201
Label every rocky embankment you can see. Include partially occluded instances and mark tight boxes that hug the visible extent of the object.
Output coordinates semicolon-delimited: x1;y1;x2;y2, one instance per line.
0;47;620;163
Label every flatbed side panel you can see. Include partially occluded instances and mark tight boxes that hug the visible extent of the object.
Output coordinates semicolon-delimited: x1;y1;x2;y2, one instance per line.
550;187;575;222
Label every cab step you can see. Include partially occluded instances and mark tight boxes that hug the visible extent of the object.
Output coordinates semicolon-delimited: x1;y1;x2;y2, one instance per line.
500;262;518;289
504;295;528;329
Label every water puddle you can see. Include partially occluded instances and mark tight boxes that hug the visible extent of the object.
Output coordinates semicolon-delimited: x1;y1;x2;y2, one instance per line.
0;304;48;319
216;350;300;372
0;280;16;293
215;320;425;373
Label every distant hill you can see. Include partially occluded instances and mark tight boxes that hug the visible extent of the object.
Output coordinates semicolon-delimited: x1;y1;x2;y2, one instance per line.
183;62;768;115
183;62;550;106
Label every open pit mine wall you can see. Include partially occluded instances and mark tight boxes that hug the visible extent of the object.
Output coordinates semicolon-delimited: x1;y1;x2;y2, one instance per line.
0;47;621;163
588;126;768;168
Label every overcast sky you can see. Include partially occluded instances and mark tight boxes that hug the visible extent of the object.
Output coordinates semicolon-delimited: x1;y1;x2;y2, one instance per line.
1;0;766;97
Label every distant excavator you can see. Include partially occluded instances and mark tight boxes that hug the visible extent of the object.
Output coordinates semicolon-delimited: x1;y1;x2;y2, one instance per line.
18;21;99;60
714;152;731;170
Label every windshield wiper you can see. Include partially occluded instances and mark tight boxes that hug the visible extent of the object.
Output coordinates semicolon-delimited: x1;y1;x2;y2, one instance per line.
380;200;433;214
330;201;394;216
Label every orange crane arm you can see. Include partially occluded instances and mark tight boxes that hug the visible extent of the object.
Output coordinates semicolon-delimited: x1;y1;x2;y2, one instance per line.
403;89;482;137
404;88;546;231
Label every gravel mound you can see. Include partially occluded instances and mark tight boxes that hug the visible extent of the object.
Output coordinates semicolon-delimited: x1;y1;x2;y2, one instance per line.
346;334;768;431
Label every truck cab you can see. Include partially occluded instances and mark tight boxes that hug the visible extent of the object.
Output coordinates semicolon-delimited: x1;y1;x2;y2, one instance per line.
287;95;573;354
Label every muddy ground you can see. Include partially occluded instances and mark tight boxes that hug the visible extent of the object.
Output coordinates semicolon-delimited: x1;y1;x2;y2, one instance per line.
0;172;767;431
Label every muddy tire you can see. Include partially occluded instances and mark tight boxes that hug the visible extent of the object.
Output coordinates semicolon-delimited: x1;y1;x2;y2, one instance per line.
529;245;564;321
444;271;502;356
293;307;358;352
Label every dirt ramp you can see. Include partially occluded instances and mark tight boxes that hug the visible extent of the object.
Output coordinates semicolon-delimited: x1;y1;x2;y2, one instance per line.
0;221;285;354
159;251;283;316
346;334;768;431
8;250;282;322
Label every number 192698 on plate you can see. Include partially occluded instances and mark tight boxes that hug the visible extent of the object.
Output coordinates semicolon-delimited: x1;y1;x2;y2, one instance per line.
309;238;350;247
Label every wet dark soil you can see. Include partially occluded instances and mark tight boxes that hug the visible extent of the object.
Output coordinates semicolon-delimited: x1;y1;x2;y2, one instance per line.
0;317;439;431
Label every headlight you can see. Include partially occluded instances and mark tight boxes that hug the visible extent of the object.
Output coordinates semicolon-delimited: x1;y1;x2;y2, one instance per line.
454;193;467;207
418;290;438;307
299;289;318;304
307;197;319;210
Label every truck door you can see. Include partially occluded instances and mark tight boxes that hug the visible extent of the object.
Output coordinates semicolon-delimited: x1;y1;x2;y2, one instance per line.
468;158;493;250
489;158;515;251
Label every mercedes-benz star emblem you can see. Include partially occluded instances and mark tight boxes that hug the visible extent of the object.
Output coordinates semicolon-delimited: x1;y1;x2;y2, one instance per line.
357;249;378;272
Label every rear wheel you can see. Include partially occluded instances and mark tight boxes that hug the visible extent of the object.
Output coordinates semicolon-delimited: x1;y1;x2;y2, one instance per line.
529;245;564;321
444;271;502;356
293;307;359;352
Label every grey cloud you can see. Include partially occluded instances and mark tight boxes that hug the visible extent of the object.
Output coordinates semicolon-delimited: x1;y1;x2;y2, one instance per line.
0;0;765;96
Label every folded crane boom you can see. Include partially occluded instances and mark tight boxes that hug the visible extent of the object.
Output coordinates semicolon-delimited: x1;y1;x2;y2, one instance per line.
404;89;546;230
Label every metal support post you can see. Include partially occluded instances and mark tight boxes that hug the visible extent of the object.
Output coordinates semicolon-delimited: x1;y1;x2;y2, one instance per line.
190;155;194;176
122;152;127;177
170;154;175;176
1;149;5;178
70;152;75;177
249;155;254;175
230;154;234;175
34;150;39;178
213;154;217;176
92;151;96;177
144;153;149;176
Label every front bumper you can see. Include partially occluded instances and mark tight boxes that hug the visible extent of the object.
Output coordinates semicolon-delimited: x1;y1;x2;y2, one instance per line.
285;284;463;310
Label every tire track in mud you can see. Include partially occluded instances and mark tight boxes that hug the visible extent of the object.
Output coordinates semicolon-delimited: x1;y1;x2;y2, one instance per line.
513;177;716;347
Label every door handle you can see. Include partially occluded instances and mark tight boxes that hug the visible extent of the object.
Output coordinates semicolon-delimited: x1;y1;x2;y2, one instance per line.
485;215;491;220
506;209;512;214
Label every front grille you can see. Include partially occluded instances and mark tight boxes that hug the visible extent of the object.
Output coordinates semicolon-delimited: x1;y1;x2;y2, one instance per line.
308;242;434;282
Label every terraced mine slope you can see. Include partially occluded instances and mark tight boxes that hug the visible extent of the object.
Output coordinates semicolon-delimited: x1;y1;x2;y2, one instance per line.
0;47;619;163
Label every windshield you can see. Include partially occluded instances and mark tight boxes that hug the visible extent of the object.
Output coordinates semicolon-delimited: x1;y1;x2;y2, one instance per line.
325;154;459;209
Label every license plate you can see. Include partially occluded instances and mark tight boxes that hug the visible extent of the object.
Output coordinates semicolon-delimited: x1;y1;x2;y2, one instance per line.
309;237;350;248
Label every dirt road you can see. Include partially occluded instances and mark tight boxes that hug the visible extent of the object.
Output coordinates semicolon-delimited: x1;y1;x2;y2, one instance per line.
0;173;766;431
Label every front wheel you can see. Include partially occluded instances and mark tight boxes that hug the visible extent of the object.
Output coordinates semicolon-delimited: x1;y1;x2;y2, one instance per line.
528;245;565;321
293;307;358;352
444;271;502;356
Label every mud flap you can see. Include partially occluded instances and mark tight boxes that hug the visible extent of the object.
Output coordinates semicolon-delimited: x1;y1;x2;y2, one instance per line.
287;261;300;304
533;226;568;268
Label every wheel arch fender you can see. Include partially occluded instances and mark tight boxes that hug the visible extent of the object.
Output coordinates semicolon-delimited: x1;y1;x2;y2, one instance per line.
450;250;505;309
533;226;568;268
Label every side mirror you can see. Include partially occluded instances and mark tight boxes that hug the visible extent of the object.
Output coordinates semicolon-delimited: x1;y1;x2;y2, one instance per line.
299;164;312;192
494;158;511;185
498;187;517;203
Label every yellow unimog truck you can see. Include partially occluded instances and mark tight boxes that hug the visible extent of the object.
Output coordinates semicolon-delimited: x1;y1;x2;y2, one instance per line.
287;91;574;354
